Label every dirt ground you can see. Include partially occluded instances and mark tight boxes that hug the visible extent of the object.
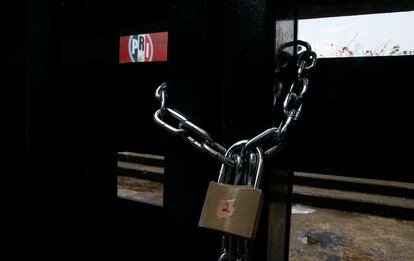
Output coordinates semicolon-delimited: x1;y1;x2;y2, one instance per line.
118;177;414;260
290;206;414;261
117;176;163;205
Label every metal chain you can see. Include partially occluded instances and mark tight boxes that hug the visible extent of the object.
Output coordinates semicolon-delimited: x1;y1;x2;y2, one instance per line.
154;41;316;261
153;40;316;166
243;40;317;158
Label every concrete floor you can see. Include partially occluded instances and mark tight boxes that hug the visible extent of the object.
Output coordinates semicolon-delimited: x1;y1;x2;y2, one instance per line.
290;206;414;261
118;177;414;260
117;176;163;206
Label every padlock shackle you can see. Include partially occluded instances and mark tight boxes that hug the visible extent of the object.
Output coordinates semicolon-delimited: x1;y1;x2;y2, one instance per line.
217;139;264;189
253;147;264;189
218;140;248;183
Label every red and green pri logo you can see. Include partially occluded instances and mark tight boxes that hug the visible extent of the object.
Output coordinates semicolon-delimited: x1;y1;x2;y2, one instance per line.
128;34;153;62
119;32;168;63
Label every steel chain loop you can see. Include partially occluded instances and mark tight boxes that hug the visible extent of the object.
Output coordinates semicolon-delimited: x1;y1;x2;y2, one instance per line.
153;41;316;166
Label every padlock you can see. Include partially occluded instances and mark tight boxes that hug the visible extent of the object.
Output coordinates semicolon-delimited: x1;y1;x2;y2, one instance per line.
198;146;264;239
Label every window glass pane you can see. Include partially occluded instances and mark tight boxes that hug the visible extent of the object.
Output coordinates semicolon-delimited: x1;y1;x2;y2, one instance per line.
299;11;414;58
117;152;164;206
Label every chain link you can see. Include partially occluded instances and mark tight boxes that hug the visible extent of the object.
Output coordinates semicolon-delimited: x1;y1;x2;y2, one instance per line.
153;90;236;166
153;41;316;166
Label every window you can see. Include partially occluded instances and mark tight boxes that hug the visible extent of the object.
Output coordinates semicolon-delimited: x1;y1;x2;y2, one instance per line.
299;11;414;57
117;152;164;206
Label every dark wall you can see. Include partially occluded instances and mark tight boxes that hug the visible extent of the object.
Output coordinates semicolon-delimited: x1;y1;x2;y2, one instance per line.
29;0;118;259
51;0;168;259
4;1;28;259
55;0;168;153
24;0;167;259
115;63;167;154
290;56;414;182
299;0;414;18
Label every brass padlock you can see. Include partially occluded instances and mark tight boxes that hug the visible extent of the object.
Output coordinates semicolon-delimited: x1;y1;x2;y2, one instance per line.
198;147;264;239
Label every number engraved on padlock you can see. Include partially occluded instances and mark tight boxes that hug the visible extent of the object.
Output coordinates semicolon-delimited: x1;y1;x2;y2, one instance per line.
217;199;236;219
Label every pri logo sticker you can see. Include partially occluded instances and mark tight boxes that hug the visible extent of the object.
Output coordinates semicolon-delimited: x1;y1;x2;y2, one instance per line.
128;34;153;62
119;32;167;63
217;199;236;219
